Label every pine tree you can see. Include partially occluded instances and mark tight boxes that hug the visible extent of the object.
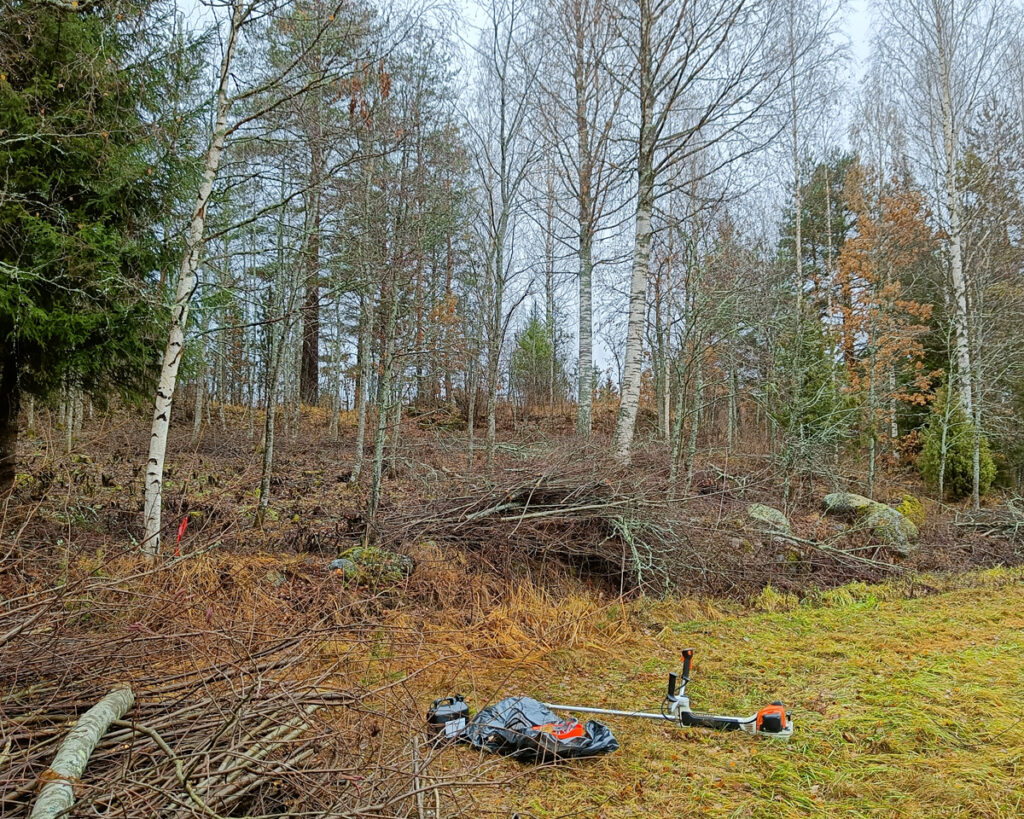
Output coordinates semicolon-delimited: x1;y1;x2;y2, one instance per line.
0;3;168;493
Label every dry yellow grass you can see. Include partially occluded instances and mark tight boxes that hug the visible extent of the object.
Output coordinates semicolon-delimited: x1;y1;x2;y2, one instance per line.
53;551;1024;817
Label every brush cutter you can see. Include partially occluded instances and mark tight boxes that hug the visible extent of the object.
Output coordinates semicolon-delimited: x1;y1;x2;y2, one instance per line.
543;648;793;739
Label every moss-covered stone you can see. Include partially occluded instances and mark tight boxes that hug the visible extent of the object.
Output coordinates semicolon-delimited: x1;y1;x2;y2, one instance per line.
862;505;919;557
823;492;877;517
747;503;791;533
329;546;414;585
824;491;919;556
896;493;926;527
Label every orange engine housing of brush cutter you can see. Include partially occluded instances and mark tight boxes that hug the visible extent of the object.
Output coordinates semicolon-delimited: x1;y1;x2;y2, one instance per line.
755;704;787;734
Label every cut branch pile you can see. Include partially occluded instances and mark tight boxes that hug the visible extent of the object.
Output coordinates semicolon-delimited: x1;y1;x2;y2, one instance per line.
955;498;1024;541
383;472;710;595
0;556;501;818
381;465;919;597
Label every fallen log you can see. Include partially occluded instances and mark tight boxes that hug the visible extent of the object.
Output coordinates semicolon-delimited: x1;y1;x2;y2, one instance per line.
30;686;134;819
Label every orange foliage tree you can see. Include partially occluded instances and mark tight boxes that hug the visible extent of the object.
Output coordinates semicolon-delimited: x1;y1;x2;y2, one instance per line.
836;164;940;486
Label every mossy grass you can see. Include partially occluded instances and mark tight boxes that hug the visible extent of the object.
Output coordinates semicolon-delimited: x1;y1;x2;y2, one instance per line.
453;569;1024;817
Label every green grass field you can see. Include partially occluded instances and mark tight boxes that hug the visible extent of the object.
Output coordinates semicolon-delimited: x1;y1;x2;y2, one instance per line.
459;570;1024;817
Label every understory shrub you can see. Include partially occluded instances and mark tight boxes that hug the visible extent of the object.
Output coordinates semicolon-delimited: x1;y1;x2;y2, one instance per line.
918;389;996;500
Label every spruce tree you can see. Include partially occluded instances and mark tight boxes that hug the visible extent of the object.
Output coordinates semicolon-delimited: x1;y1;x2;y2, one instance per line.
0;2;167;492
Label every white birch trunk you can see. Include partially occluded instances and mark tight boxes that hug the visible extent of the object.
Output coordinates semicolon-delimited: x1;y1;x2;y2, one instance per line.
611;4;652;463
143;10;239;555
351;291;374;483
611;170;652;462
940;57;973;417
577;233;593;437
31;687;134;819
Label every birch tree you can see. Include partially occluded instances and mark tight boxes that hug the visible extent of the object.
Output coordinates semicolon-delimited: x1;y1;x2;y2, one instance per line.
875;0;1012;503
143;0;349;554
465;0;541;468
610;0;782;462
537;0;626;436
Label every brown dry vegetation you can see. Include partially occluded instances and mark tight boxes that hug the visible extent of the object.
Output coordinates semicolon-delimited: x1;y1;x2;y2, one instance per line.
2;404;1023;817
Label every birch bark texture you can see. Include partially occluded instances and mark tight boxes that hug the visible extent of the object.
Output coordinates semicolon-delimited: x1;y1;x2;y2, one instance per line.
143;4;242;554
611;0;782;462
30;687;135;819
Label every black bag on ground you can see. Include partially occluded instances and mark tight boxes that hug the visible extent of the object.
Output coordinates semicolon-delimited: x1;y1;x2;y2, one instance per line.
461;696;618;761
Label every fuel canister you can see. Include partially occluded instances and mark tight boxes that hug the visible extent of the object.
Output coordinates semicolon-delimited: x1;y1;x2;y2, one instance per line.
427;695;470;741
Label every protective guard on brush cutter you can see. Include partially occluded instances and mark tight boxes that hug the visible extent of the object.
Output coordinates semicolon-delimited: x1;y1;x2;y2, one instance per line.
544;648;794;739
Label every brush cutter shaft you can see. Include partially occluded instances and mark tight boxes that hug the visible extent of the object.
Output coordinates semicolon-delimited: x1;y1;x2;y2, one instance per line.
545;703;757;729
544;649;794;739
544;704;673;721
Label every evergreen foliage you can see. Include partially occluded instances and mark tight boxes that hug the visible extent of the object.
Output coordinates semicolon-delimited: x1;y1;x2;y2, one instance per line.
918;389;997;500
768;314;851;457
0;2;172;489
510;307;566;408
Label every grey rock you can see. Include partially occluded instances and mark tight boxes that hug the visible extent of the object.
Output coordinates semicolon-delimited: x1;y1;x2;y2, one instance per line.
264;569;287;587
862;506;919;556
823;492;878;517
328;557;358;575
824;492;918;557
747;503;791;533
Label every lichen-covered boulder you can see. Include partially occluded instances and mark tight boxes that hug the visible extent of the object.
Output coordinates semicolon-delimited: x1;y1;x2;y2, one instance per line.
329;546;414;584
823;492;878;517
824;491;918;557
747;503;791;533
862;506;919;557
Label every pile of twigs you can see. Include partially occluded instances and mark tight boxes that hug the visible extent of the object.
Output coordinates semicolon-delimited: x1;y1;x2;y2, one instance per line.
381;472;697;595
955;497;1024;541
0;557;495;818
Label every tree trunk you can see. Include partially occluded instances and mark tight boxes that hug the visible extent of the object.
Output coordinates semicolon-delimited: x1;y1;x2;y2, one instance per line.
466;353;477;470
73;387;83;434
388;374;403;478
485;348;498;470
256;204;289;526
612;156;652;462
684;356;703;492
299;148;321;406
572;23;595;438
369;280;399;521
30;687;134;819
256;360;279;528
0;348;20;495
351;291;374;483
65;383;74;455
612;4;652;463
192;378;204;446
143;7;239;556
577;229;594;437
191;316;209;446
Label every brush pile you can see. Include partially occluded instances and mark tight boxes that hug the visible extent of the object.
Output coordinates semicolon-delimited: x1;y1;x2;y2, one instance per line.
382;471;713;595
0;554;496;818
955;497;1024;541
